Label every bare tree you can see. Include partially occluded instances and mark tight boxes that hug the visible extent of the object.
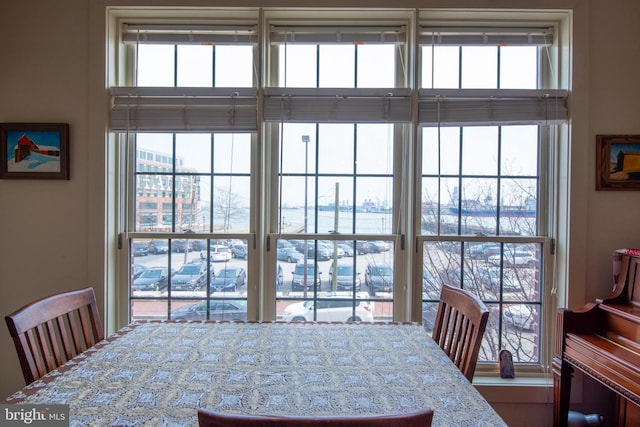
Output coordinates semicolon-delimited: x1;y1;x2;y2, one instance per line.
214;186;245;232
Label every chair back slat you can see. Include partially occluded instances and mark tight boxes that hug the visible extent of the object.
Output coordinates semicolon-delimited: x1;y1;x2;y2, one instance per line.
197;408;434;427
5;287;104;385
432;284;489;381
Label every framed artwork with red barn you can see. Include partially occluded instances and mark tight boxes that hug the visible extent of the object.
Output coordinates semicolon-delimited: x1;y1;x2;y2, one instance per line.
0;123;70;180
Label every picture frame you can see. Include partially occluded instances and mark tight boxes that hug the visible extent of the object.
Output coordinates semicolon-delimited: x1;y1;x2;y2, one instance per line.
0;123;70;180
596;134;640;191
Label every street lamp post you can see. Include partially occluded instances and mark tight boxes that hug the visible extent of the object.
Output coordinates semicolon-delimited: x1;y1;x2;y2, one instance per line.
301;135;310;297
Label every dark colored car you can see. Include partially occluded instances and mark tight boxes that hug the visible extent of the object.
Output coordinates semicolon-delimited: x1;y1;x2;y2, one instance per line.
132;264;147;280
171;262;212;291
277;247;304;263
172;239;191;253
147;240;169;254
291;262;322;291
210;267;246;292
365;263;393;293
133;266;171;292
132;242;149;257
328;261;361;290
171;300;248;321
231;243;248;259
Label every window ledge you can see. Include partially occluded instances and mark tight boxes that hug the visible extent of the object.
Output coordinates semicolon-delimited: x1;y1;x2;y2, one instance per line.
472;376;553;404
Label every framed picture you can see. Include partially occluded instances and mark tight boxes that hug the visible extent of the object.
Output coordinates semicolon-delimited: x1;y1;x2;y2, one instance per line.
0;123;70;180
596;135;640;191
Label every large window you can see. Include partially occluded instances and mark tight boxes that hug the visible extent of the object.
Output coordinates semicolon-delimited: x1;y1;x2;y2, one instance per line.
110;9;568;375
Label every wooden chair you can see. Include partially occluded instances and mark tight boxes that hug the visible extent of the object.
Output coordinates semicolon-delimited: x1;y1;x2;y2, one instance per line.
197;408;434;427
432;284;489;381
5;287;104;385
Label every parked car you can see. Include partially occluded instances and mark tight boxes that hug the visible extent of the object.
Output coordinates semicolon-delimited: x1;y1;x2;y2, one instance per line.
365;263;393;293
282;294;374;322
503;305;536;330
292;241;332;261
210;267;246;292
171;300;247;321
369;240;392;253
133;266;171;292
190;239;207;251
231;243;248;259
201;244;232;262
477;267;521;293
277;247;304;263
147;239;169;254
171;262;212;291
132;241;149;257
277;239;294;249
172;239;191;253
488;251;537;268
337;243;354;257
328;261;361;290
291;262;322;291
132;264;147;280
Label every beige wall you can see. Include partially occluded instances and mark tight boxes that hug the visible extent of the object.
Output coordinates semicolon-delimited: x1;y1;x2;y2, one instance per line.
1;0;639;425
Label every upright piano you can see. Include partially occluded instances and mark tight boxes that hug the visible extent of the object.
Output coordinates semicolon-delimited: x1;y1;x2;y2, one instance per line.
553;252;640;426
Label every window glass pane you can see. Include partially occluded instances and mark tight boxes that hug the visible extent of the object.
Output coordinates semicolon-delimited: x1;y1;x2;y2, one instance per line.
356;124;394;174
176;134;211;173
421;45;459;89
501;126;538;176
215;45;254;87
278;45;317;87
212;176;250;232
319;45;355;88
177;45;213;87
213;134;251;174
461;127;498;176
499;178;538;236
137;45;175;86
422;127;460;175
461;46;497;89
500;46;537;89
318;124;354;174
357;45;395;88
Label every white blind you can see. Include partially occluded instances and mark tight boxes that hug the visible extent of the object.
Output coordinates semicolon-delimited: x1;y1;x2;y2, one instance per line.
263;88;411;123
270;25;406;44
419;26;553;46
418;89;568;126
122;24;257;45
110;87;257;132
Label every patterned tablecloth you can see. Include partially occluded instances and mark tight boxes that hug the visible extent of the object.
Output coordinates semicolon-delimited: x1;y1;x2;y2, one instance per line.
4;321;506;427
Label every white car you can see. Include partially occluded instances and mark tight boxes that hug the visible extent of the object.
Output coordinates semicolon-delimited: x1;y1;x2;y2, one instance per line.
488;251;537;268
200;244;232;262
503;305;536;330
282;294;374;322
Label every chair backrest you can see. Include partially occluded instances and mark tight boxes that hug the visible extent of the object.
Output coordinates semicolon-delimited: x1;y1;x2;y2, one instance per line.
432;284;489;381
5;287;104;385
197;409;434;427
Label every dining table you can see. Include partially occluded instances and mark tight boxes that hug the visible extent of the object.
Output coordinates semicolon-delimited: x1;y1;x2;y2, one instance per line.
3;320;506;426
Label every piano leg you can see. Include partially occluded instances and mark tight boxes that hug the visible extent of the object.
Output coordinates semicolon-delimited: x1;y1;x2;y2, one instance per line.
553;356;574;427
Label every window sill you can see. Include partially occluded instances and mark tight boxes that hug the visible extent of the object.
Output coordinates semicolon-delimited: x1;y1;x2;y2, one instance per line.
472;376;553;404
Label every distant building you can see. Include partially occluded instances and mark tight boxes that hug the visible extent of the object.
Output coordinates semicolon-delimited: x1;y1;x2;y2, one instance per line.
135;148;199;231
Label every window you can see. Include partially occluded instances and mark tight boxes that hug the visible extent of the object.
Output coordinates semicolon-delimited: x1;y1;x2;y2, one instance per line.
110;8;568;374
417;24;564;371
